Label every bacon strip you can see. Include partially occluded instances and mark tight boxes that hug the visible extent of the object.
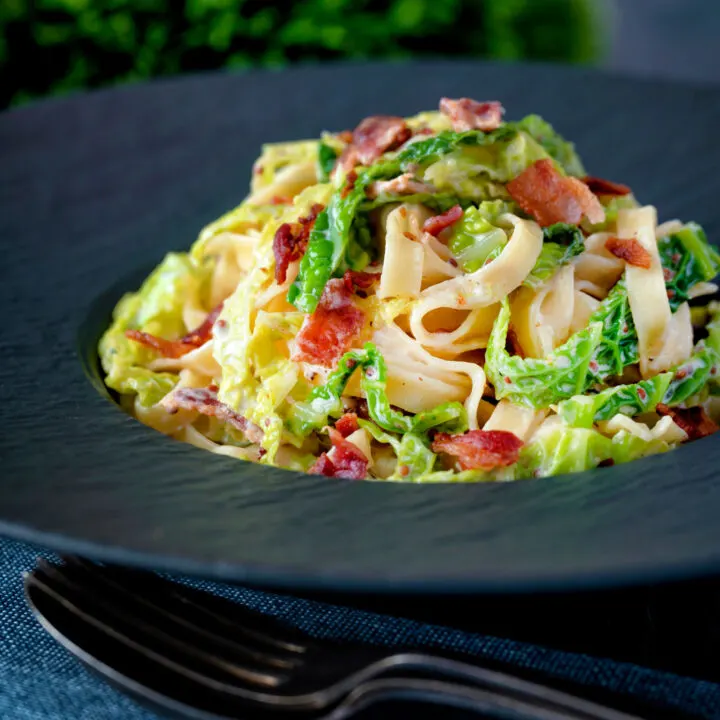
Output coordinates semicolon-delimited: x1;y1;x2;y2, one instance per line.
309;428;368;479
439;98;504;132
583;176;632;197
161;386;263;443
423;205;464;236
292;278;365;367
605;236;652;269
334;116;412;175
272;203;324;284
335;413;360;438
343;269;378;294
507;159;605;227
656;404;718;441
432;429;523;471
353;116;411;166
126;303;224;359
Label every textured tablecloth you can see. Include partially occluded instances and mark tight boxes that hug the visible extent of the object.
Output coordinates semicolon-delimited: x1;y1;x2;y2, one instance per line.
2;537;720;719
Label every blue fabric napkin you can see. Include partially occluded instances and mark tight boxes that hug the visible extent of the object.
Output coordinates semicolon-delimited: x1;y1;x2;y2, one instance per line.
2;537;720;720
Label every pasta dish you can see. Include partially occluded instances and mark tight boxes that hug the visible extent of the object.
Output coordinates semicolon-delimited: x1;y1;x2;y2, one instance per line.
100;97;720;482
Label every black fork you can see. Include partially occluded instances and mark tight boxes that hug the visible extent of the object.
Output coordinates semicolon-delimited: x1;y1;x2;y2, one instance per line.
24;557;645;719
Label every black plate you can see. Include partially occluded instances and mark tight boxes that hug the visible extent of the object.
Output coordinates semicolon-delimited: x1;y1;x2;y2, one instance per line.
2;61;720;594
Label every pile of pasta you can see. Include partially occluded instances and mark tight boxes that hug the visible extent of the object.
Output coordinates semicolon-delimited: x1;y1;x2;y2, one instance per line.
100;97;720;482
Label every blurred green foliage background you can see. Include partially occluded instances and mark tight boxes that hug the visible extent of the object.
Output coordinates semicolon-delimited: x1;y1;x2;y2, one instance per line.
0;0;602;109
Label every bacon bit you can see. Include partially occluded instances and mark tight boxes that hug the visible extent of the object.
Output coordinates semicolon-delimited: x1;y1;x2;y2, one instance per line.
309;453;335;476
448;257;458;268
340;169;358;200
352;115;411;166
272;203;324;284
367;172;435;199
439;98;505;132
663;267;675;282
675;368;688;380
583;176;632;196
161;387;263;442
292;279;365;367
637;387;647;401
507;159;605;227
402;231;416;242
667;289;676;300
605;236;652;269
207;384;219;393
335;413;359;438
506;328;525;358
504;376;512;384
656;404;719;441
432;429;523;471
270;195;293;205
126;303;224;359
254;164;264;175
399;207;408;219
181;303;224;346
589;360;599;373
398;464;410;477
309;428;368;480
414;127;434;136
423;204;464;237
337;130;354;144
598;458;615;468
343;269;378;294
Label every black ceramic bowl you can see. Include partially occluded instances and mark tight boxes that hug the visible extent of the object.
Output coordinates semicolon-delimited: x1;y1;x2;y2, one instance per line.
2;61;720;593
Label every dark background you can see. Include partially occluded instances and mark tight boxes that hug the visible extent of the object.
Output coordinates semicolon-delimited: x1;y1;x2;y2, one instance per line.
2;0;719;111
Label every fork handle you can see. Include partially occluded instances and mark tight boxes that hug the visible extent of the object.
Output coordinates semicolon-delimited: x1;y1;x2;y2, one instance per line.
330;676;613;720
364;653;643;720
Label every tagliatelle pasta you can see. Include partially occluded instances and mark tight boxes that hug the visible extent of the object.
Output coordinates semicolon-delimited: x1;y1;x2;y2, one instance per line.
99;97;720;482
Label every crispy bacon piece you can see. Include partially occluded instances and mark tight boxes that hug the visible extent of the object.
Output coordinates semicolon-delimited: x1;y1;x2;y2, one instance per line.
583;176;632;197
343;269;378;294
432;429;523;471
439;98;504;132
341;169;358;199
126;303;224;359
367;172;435;199
656;404;719;441
605;236;652;269
161;386;263;443
335;413;360;438
309;428;368;479
507;159;605;227
292;279;365;367
353;115;411;166
333;116;412;175
423;204;464;236
272;203;324;284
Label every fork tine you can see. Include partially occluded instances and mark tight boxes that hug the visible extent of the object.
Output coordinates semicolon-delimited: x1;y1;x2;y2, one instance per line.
59;557;306;667
33;559;289;690
61;556;308;654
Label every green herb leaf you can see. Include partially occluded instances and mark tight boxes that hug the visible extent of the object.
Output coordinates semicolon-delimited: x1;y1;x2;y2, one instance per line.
486;299;603;408
316;142;338;183
558;373;672;428
658;223;720;311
